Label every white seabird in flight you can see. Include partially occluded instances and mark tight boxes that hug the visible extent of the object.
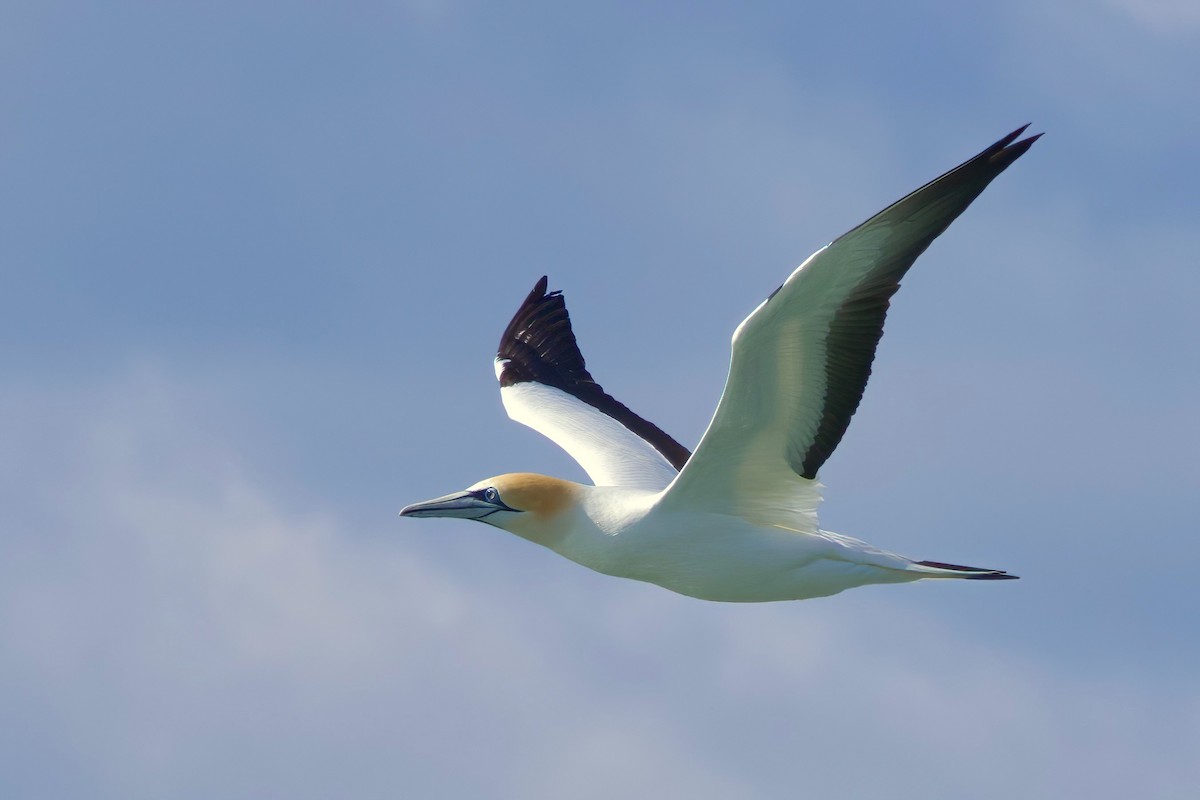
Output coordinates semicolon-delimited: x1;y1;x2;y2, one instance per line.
401;126;1038;602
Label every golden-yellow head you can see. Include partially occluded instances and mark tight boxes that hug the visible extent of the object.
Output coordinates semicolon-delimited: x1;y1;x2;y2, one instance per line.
400;472;582;543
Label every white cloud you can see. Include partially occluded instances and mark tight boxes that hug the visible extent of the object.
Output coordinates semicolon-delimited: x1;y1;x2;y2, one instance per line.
2;368;1197;799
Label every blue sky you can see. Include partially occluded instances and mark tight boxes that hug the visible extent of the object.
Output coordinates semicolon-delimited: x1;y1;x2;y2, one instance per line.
3;1;1198;797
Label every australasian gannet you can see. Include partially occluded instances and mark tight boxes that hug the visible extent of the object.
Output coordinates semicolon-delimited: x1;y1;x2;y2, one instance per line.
402;126;1038;602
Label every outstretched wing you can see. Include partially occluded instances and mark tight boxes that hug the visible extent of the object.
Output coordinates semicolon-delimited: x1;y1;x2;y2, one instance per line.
658;126;1040;528
495;277;691;490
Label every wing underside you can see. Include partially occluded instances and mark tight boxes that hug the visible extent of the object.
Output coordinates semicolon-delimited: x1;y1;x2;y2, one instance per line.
659;127;1040;525
495;277;690;490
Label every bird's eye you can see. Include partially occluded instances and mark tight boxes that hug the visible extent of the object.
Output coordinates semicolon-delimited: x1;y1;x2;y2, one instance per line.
484;487;499;503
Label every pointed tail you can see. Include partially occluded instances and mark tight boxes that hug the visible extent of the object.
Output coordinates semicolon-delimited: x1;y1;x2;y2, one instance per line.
909;559;1018;580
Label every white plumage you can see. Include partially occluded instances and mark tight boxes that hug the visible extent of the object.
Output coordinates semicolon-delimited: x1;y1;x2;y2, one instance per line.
401;127;1038;602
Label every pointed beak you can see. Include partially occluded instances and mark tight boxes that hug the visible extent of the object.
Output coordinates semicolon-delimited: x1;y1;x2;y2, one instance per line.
399;491;496;519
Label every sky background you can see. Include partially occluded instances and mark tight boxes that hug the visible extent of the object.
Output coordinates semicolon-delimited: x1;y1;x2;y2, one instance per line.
3;1;1199;797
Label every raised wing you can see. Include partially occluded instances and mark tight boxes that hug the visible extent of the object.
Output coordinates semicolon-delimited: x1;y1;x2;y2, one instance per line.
659;126;1040;527
495;276;691;490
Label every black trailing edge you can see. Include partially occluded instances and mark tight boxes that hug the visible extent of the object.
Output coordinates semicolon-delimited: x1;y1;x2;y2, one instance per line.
791;125;1041;481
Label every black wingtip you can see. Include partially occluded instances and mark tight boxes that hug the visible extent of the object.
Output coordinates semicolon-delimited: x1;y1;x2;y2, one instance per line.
980;126;1041;170
998;123;1044;146
499;274;588;385
998;123;1031;148
1010;131;1042;152
522;275;550;305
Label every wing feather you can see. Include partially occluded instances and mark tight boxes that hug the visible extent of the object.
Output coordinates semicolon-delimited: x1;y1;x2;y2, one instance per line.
659;127;1039;525
495;277;690;490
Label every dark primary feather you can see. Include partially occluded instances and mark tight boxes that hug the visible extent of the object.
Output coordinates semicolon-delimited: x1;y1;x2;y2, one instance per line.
496;277;692;471
791;125;1041;479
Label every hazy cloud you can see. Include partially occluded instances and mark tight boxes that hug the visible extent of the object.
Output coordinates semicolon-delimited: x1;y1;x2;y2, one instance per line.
2;370;1196;798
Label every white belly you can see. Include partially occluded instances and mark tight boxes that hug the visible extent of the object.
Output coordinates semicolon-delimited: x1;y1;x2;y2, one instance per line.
554;509;917;603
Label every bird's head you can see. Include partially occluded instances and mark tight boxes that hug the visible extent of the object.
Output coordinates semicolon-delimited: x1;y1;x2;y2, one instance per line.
400;472;582;544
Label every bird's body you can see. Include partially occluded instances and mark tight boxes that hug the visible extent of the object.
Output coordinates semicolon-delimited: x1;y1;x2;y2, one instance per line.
546;489;918;603
402;127;1039;602
450;474;969;602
